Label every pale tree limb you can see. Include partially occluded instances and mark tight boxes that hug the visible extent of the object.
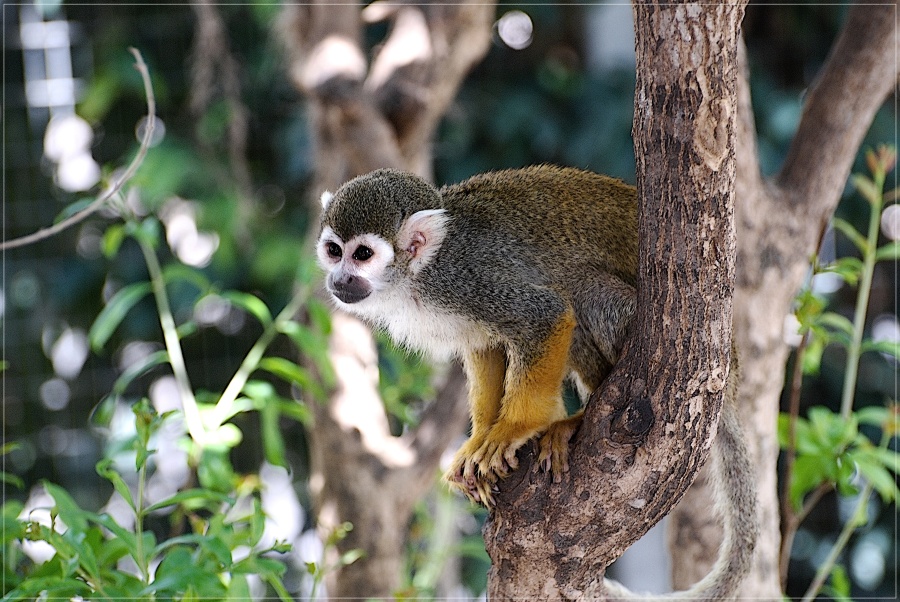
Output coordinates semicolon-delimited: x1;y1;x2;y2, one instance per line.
189;2;254;200
667;3;899;597
278;3;494;597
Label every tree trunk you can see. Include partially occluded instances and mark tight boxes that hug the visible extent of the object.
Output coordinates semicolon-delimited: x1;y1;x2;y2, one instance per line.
667;3;899;596
277;2;495;597
483;3;745;597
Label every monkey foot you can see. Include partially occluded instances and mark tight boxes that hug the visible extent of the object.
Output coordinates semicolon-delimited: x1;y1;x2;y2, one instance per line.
537;412;583;482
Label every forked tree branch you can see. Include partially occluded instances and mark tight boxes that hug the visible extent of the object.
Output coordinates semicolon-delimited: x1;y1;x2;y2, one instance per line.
671;3;898;596
777;1;898;217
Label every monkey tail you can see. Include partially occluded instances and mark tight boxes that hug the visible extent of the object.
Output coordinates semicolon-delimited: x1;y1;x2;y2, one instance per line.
604;364;759;601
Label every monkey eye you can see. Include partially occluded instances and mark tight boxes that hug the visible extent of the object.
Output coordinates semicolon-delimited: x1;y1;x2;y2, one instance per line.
325;241;342;259
352;245;374;261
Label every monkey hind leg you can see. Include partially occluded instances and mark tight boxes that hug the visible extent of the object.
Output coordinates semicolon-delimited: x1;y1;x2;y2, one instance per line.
465;310;575;499
535;276;636;482
444;346;506;505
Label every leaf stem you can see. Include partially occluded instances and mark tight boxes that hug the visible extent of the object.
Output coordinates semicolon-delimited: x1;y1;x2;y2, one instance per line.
136;236;206;446
210;284;311;428
800;482;873;602
779;332;809;588
839;170;884;418
134;459;150;585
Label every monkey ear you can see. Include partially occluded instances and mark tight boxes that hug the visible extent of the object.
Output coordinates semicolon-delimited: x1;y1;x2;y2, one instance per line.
320;190;334;210
398;209;449;274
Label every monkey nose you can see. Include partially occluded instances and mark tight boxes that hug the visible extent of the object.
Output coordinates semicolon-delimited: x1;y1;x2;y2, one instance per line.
330;274;372;304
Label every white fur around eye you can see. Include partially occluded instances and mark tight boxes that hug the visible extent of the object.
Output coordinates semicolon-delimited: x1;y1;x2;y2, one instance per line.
316;226;342;268
346;234;394;289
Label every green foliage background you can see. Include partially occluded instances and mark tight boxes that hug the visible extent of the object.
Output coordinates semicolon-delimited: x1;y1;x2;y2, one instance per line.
2;3;896;600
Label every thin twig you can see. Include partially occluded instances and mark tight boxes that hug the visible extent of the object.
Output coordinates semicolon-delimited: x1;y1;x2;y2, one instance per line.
779;331;809;588
800;483;874;602
0;48;155;251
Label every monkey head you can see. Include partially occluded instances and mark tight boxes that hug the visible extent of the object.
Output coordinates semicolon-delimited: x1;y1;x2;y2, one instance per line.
316;169;450;311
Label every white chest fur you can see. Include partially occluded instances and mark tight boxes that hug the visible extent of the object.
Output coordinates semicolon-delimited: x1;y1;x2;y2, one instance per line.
341;285;493;361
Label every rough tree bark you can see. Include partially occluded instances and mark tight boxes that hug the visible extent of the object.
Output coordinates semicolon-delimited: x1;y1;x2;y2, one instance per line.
483;3;745;597
667;4;899;596
277;2;494;597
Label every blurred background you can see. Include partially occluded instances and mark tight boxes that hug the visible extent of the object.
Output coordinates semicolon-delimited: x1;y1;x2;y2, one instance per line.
2;1;896;599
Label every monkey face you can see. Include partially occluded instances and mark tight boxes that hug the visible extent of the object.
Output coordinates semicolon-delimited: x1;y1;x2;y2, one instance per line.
316;227;396;305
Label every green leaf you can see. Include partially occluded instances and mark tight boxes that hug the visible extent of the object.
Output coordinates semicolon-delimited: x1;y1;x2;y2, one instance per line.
231;555;287;577
102;224;127;258
875;240;900;261
227;574;252;600
111;349;169;395
144;488;234;514
801;337;826;375
89;395;118;428
96;533;130;568
307;297;333;335
176;320;199;339
789;455;829;510
130;216;161;248
858;446;900;474
808;407;858;450
145;546;225;598
277;321;336;390
2;576;91;601
55;197;96;224
162;263;211;293
815;312;855;343
278;398;313;426
854;457;900;502
89;282;153;352
851;173;880;205
338;548;365;567
824;564;852;600
860;338;900;358
96;458;136;512
832;217;869;255
822;257;862;286
0;471;23;489
43;481;89;534
221;291;272;326
205;423;243;450
258;357;325;398
198;448;237;493
261;398;287;468
856;406;889;427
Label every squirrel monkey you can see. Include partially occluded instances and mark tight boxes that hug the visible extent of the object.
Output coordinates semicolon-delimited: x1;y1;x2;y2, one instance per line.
317;166;638;503
316;166;757;597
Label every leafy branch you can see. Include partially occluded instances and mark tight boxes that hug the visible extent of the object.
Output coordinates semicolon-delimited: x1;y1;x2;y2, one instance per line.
778;145;900;601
